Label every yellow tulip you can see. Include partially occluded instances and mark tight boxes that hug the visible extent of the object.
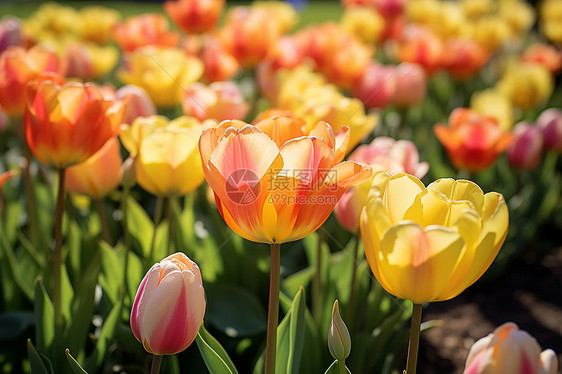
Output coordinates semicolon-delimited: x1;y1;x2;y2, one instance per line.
470;89;513;131
120;115;216;197
340;7;384;45
497;62;554;110
118;47;203;108
360;172;508;304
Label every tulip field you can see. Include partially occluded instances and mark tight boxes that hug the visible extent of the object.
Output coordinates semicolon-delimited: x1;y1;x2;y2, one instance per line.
0;0;561;373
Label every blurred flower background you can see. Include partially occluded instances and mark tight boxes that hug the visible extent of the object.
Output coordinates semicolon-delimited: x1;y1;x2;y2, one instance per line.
0;0;560;373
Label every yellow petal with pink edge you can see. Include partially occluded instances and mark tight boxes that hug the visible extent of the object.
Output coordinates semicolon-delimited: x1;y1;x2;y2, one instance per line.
377;223;464;304
279;136;334;187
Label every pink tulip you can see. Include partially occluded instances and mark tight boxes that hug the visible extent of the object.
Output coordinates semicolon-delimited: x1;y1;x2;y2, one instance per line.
390;62;427;108
115;84;157;124
352;63;397;109
182;81;249;122
130;253;206;355
464;322;558;374
507;122;544;170
335;136;428;232
536;108;562;152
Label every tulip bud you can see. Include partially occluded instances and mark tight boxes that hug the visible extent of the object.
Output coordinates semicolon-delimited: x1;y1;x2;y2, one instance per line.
463;322;559;374
536;108;562;152
328;300;351;361
506;122;544;170
120;156;137;190
130;252;206;355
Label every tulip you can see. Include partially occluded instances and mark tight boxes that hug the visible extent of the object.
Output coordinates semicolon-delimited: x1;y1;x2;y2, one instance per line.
217;6;280;68
539;0;562;45
360;172;509;304
164;0;225;34
120;115;215;197
340;7;384;45
506;122;544;170
182;81;250;122
536;108;562;152
470;16;512;52
0;45;62;117
200;119;371;373
76;6;121;45
112;14;180;53
115;85;157;125
65;137;122;198
199;120;371;244
470;89;513;131
497;62;554;110
0;16;22;54
499;0;535;37
397;25;444;75
296;22;373;89
60;42;119;80
390;62;427;108
521;43;562;75
24;81;123;169
328;300;351;362
131;252;205;355
442;38;489;80
434;108;513;172
22;2;78;42
352;63;397;109
463;322;559;374
194;35;241;83
335;137;428;233
118;47;203;108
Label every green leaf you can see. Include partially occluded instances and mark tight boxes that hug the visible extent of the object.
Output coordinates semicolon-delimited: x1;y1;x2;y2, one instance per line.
99;241;123;304
205;283;267;337
65;349;88;374
27;338;52;374
60;265;74;326
84;300;122;371
34;278;54;355
276;286;306;374
325;360;352;374
126;196;154;258
0;225;33;300
196;323;239;374
0;311;34;340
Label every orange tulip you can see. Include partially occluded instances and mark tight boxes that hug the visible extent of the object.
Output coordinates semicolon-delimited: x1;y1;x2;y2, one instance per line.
397;25;444;75
0;45;62;117
442;38;489;80
24;81;123;168
65;137;122;198
112;14;180;53
434;108;513;172
199;120;372;244
164;0;225;34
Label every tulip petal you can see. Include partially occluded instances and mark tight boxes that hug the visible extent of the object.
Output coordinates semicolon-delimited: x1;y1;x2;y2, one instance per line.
375;172;425;224
378;223;464;303
427;179;485;214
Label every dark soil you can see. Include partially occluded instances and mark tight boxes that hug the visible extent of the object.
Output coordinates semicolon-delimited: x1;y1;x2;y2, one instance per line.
418;247;562;373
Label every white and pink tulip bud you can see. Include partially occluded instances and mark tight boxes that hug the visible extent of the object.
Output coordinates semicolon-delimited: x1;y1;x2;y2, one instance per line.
130;252;206;355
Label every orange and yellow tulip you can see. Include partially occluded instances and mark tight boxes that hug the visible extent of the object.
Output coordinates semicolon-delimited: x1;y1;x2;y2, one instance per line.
434;108;513;172
164;0;225;34
120;115;215;197
360;173;509;304
199;120;372;244
112;14;180;53
0;45;62;117
24;81;123;169
65;137;122;198
182;81;249;122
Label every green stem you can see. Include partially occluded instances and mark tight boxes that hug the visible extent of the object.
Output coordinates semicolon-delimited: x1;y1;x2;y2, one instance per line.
120;187;132;301
166;198;174;255
148;196;165;266
265;243;281;374
313;230;324;322
94;198;111;244
22;144;39;249
150;354;163;374
337;359;347;374
346;235;360;325
53;168;66;371
406;303;423;374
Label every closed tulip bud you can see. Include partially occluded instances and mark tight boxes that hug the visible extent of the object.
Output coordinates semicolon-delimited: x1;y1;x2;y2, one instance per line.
328;300;351;361
507;122;544;170
352;63;397;109
390;62;427;108
120;156;137;189
463;322;559;374
130;252;206;355
182;81;250;122
536;108;562;153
